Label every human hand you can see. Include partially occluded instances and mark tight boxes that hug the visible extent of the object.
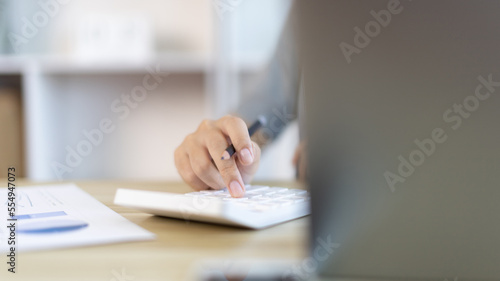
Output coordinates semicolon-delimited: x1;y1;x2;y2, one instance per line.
174;115;261;197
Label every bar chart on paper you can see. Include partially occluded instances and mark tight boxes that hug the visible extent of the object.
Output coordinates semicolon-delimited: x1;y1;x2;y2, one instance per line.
0;183;155;253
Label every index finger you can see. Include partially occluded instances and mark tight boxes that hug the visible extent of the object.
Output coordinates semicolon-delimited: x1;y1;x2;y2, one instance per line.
217;116;254;165
205;130;246;198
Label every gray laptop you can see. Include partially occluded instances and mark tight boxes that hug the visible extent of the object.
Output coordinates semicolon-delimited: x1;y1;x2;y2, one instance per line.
301;1;500;280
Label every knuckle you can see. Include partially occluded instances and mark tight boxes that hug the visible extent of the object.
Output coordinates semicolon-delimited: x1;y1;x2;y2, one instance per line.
174;150;188;170
206;139;219;151
227;117;248;134
234;117;247;128
174;146;183;159
183;169;198;185
199;119;213;130
192;157;212;174
206;131;225;149
232;137;251;151
221;115;237;126
233;135;250;147
218;163;237;178
184;133;197;145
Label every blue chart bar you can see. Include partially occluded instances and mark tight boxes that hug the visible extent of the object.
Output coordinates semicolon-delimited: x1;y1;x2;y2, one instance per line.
12;211;67;220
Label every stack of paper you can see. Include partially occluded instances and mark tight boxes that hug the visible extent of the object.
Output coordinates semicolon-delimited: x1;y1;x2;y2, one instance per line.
0;183;155;253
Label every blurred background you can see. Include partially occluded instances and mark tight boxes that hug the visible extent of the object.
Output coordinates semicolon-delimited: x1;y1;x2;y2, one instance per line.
0;0;298;182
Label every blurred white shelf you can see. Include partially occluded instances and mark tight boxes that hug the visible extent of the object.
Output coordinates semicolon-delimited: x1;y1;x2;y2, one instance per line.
0;53;212;75
0;56;25;74
0;54;271;76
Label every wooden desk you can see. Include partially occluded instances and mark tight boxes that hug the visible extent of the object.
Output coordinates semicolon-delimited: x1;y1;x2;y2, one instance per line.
1;180;309;281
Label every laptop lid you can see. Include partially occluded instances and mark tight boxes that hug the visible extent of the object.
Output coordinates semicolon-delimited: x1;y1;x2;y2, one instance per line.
300;1;500;280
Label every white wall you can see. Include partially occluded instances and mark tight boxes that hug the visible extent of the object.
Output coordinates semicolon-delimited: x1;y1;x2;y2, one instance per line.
44;73;207;181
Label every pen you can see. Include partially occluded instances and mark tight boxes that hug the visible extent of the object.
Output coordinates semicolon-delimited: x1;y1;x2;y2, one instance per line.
221;116;267;160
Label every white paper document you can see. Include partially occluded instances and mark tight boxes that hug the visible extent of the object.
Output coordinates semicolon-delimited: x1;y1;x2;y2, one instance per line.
0;183;155;252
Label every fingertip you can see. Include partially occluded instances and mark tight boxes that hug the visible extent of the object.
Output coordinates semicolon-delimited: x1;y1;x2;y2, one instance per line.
228;180;245;198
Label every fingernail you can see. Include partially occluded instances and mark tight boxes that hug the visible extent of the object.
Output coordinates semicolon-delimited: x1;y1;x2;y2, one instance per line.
229;181;244;197
239;148;253;165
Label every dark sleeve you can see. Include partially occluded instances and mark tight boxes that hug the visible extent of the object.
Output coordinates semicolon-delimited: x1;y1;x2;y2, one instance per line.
236;2;301;146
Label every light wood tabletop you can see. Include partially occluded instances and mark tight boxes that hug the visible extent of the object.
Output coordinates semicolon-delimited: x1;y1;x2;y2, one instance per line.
0;180;309;281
